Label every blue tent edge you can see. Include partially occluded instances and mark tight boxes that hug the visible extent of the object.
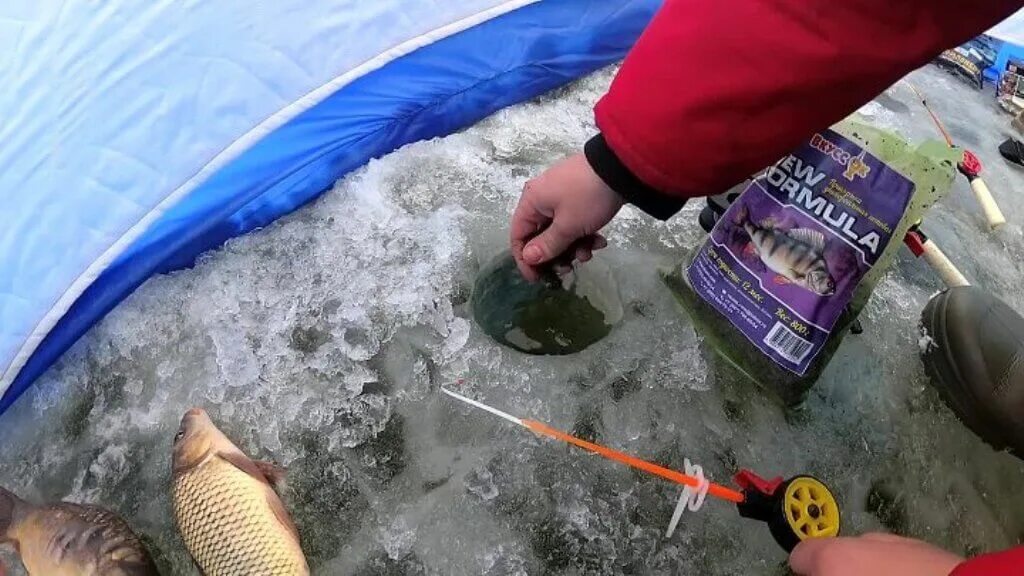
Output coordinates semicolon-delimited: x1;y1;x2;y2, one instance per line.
988;39;1024;82
0;0;660;415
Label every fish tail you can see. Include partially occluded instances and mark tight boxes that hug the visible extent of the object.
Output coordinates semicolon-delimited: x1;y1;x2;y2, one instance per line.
0;487;22;538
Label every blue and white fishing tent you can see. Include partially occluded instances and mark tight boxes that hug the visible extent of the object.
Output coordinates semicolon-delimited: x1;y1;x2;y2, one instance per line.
988;8;1024;80
0;0;660;415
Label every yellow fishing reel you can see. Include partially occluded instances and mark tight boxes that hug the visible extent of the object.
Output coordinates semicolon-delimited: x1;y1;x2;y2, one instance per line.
734;470;841;552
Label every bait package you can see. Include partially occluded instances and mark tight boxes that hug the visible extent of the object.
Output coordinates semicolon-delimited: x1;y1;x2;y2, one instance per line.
665;119;959;405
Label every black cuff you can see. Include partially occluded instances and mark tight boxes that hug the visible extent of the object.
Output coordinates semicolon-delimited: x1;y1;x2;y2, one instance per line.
584;133;687;221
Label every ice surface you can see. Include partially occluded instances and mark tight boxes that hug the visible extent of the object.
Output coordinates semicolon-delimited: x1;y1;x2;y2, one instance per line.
2;65;1024;575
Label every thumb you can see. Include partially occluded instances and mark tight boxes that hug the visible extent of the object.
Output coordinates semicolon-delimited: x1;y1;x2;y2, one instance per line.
523;223;576;266
788;537;829;575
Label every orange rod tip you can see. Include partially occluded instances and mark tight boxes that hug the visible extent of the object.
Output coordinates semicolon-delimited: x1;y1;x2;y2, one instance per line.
523;420;746;504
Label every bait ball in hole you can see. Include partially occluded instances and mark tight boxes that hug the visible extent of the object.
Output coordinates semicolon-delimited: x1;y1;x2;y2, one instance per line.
470;251;623;355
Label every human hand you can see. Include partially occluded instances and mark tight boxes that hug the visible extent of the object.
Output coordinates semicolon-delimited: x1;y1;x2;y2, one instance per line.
510;153;624;282
790;533;964;576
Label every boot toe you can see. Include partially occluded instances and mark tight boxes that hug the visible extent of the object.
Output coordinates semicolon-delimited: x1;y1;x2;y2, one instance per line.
921;286;1024;456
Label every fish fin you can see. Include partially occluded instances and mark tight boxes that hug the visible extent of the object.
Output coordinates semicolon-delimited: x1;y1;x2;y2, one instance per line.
266;490;301;542
773;275;791;285
219;450;278;487
785;228;826;251
254;460;288;488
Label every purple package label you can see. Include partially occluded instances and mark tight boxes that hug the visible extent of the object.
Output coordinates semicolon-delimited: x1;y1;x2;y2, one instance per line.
687;129;914;375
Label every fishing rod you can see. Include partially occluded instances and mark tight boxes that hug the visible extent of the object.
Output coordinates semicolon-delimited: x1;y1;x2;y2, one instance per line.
903;223;970;288
442;387;841;552
903;81;1005;230
905;82;955;147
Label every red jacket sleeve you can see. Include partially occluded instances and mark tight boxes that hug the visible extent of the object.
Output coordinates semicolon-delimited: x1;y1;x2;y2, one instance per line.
951;546;1024;575
594;0;1020;204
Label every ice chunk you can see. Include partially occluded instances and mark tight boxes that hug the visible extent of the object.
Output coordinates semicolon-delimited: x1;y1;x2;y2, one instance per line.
464;466;500;501
381;517;417;561
918;327;938;354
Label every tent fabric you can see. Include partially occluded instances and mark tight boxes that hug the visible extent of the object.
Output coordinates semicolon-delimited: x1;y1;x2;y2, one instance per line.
987;8;1024;82
989;8;1024;46
0;0;537;400
990;40;1024;82
0;0;661;415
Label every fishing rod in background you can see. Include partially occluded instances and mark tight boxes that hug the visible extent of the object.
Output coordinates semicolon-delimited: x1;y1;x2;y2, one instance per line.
902;223;970;289
903;81;1006;231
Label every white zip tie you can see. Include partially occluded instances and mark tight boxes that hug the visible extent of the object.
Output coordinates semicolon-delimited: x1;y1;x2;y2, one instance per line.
664;458;710;538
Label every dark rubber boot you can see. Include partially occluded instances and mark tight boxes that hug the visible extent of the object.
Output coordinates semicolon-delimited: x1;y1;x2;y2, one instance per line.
920;287;1024;457
998;137;1024;167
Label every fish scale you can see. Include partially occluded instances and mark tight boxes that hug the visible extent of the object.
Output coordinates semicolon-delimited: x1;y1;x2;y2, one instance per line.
173;457;307;576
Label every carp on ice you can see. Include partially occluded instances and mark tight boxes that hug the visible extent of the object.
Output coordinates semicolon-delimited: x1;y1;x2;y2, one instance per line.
172;408;309;576
0;486;158;576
